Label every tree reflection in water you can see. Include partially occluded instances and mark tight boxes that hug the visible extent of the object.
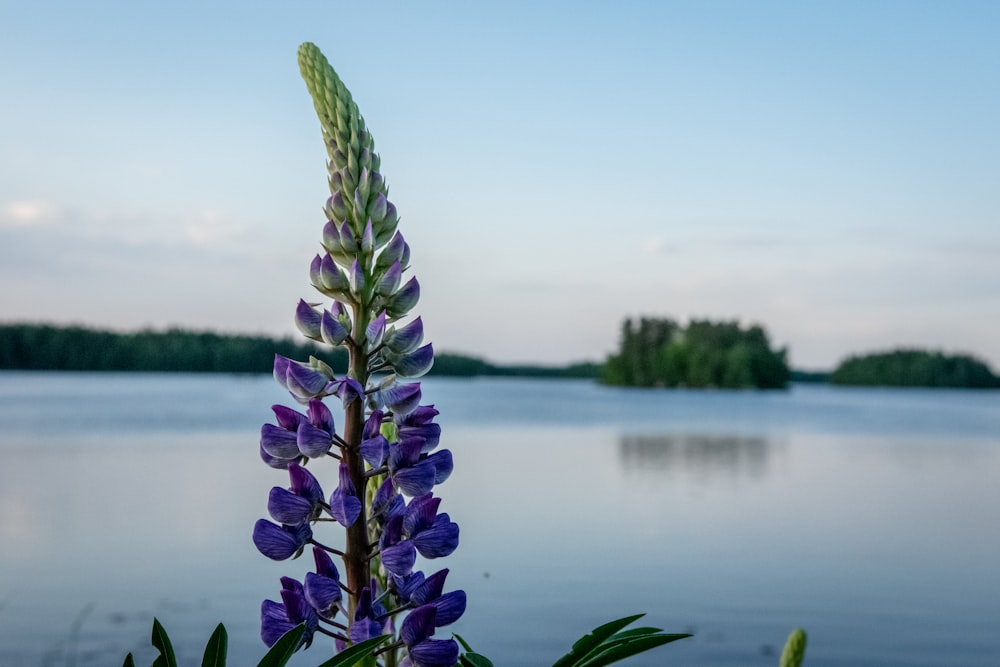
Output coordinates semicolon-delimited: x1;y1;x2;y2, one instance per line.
618;433;771;478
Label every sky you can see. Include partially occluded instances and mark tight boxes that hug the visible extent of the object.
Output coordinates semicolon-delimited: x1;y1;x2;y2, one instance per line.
1;1;998;369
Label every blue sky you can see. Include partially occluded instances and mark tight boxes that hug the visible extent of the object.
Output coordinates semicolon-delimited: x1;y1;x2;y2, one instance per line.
1;1;998;368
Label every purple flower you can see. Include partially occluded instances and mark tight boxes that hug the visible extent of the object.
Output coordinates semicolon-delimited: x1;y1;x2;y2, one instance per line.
261;576;318;648
374;382;422;416
411;512;459;559
384;316;424;354
349;585;386;644
400;605;459;667
304;546;343;619
253;519;312;561
274;355;332;402
267;463;325;525
328;461;362;527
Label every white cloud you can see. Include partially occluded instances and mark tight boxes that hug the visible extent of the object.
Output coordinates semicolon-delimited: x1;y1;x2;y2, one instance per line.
1;200;58;227
184;209;245;247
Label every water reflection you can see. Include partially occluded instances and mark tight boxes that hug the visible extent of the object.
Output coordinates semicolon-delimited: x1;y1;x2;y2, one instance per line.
618;433;770;477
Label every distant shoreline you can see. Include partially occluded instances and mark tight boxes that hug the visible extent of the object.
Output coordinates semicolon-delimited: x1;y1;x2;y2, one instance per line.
3;323;997;388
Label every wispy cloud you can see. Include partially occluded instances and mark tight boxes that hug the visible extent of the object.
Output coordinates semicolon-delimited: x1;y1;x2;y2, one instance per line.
0;200;59;227
184;209;246;247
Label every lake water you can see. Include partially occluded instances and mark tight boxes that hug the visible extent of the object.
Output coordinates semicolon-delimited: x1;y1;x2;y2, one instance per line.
0;372;998;666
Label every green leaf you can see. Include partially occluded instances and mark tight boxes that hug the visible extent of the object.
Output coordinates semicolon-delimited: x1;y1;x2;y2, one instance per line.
256;624;305;667
151;618;178;667
576;633;692;667
201;623;228;667
551;614;645;667
459;653;495;667
605;627;663;642
315;635;392;667
122;653;136;667
453;633;474;653
779;628;807;667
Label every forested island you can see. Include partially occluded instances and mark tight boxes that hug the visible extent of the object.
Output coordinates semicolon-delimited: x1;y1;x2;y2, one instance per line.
601;317;790;389
831;349;1000;388
0;323;598;378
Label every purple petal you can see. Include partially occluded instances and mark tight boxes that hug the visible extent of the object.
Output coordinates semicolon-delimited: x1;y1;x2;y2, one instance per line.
366;310;387;350
388;437;424;472
426;449;453;485
363;409;385;439
361;218;375;256
272;405;306;431
410;569;448;605
349;617;385;644
398;404;438;427
320;254;349;294
295;300;322;340
328;462;361;527
350;258;365;296
261;599;295;648
376;260;402;297
393;571;425;603
387;276;420;318
260;442;294;469
297;422;332;458
273;355;292;389
253;519;311;561
331;376;365;408
429;590;466;626
373;478;404;521
394;343;434;378
385;316;424;354
412;514;459;559
381;541;417;577
312;545;340;581
321;218;342;253
306;399;335;433
304;572;342;618
286;361;331;401
320;309;349;346
267;487;314;525
409;638;459;667
361;434;389;468
392;460;436;497
381;514;404;547
288;463;324;503
376;382;422;416
261;424;300;459
370;192;388;222
376;231;406;271
309;255;324;291
403;494;441;536
401;604;437;647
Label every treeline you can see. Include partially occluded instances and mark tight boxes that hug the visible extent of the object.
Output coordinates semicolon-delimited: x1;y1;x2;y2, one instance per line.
0;323;347;373
831;349;1000;388
0;323;599;379
602;317;790;389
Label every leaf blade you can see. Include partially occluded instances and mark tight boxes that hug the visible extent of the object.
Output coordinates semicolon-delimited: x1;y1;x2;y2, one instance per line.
201;623;228;667
314;635;392;667
551;614;646;667
151;618;178;667
256;623;305;667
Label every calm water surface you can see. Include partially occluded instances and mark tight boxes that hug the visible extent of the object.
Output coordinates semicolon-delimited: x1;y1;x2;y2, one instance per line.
0;372;998;666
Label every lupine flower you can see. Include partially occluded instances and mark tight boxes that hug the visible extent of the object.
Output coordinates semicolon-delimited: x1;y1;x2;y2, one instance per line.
252;519;312;561
304;546;343;619
251;42;467;666
261;577;319;648
267;463;324;525
399;606;459;667
348;585;386;644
